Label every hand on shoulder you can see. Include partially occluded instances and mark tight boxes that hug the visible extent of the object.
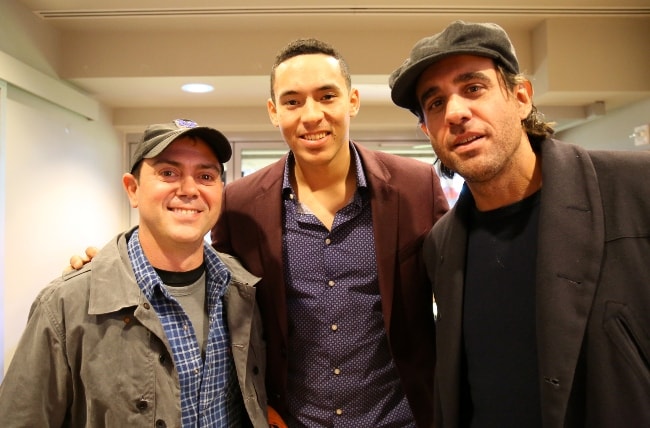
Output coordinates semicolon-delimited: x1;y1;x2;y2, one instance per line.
66;246;99;272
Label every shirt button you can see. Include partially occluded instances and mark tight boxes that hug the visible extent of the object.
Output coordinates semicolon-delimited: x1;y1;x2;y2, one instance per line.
335;409;343;416
333;368;341;375
194;368;199;375
325;238;331;245
331;324;338;331
328;280;335;287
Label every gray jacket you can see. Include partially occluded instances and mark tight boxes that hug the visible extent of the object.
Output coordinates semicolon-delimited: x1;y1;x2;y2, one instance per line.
0;229;268;427
425;139;650;428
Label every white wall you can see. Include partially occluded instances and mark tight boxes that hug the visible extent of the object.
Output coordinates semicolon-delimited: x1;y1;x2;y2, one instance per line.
0;85;126;378
0;0;126;379
557;98;650;151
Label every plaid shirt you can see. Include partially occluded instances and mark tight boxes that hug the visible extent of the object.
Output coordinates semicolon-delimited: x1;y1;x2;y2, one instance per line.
127;228;242;427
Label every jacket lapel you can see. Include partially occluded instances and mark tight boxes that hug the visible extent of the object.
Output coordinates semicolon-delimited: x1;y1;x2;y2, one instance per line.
433;190;470;428
254;157;290;341
355;144;398;333
535;140;604;426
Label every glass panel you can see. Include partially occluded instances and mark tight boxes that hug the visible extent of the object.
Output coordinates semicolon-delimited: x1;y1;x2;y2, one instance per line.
241;148;287;177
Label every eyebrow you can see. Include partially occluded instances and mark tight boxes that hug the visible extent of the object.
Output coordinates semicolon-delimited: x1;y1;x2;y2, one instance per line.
419;71;492;107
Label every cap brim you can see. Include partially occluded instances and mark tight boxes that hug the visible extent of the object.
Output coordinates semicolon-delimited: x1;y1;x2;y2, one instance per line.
391;48;504;112
131;126;232;172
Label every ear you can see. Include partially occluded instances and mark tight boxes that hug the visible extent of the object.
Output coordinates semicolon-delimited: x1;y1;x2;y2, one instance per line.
122;173;139;208
267;98;279;127
348;87;361;118
515;79;534;120
419;121;431;138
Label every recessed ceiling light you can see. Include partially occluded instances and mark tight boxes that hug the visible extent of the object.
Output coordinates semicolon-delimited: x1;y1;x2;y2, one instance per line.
181;83;214;93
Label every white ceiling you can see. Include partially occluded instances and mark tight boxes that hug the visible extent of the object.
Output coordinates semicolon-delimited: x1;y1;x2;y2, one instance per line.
16;0;650;139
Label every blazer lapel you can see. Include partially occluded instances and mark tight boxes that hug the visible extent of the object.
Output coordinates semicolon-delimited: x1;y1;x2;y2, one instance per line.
536;140;604;426
356;144;399;333
254;157;290;340
433;191;470;428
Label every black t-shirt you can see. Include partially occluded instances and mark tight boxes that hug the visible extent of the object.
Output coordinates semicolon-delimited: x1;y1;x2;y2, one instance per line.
461;191;542;428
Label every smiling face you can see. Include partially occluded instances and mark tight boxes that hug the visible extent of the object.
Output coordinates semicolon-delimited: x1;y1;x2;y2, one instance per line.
415;54;533;185
123;136;223;257
267;53;360;170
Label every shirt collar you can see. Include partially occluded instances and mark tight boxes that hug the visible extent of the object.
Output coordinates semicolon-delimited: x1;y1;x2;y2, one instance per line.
282;142;369;198
127;227;231;302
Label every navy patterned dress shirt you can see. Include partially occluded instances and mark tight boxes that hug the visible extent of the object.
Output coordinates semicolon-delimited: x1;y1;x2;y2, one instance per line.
281;145;416;427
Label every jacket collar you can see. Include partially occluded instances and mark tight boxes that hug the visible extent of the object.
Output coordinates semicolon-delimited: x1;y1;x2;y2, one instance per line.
85;229;143;315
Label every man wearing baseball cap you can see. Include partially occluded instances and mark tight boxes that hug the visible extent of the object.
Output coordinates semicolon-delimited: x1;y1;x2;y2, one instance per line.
390;20;650;427
0;119;268;427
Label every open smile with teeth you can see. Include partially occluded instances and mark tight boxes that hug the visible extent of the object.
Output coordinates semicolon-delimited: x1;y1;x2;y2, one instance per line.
170;208;200;215
303;131;328;141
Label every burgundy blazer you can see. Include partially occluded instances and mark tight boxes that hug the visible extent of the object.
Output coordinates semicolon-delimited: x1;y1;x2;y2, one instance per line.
212;142;449;427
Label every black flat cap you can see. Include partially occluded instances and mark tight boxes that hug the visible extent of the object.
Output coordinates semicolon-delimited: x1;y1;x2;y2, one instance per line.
389;20;519;114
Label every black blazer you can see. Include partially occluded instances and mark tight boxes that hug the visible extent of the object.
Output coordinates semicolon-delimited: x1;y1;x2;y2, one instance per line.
424;139;650;428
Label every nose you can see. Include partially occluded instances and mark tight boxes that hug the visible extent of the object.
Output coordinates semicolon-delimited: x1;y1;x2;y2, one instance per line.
178;174;199;197
445;93;471;126
302;97;324;123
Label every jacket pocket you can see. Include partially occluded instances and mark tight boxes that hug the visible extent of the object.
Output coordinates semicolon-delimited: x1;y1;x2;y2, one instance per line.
603;301;650;382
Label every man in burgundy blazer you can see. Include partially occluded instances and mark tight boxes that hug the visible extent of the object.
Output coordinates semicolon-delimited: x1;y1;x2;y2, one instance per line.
211;141;448;426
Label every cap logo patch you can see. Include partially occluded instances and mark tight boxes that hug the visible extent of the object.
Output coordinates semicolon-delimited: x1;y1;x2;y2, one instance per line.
174;119;198;129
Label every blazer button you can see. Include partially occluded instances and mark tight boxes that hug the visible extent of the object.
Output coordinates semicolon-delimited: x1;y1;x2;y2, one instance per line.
159;353;166;364
155;420;167;428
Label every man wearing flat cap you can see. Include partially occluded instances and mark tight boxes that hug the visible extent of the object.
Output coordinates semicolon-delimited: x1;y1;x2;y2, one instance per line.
0;119;268;427
390;20;650;428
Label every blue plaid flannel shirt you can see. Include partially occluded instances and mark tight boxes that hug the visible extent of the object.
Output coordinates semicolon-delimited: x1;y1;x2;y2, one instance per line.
127;228;242;426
